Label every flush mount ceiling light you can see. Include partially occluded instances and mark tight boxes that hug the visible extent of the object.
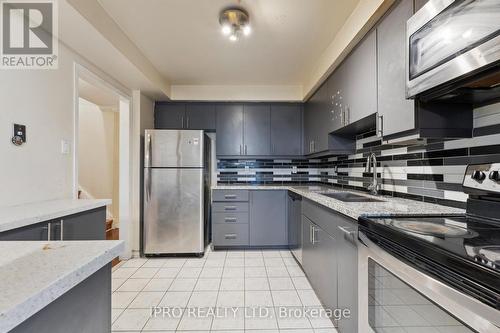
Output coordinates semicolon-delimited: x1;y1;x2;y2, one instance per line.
219;7;251;42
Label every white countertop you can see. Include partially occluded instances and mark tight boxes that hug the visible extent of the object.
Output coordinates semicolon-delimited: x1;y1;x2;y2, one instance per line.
212;185;464;219
0;199;111;233
0;240;124;333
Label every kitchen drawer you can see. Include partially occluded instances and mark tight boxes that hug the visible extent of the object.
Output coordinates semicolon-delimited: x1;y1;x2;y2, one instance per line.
213;212;249;225
213;224;249;246
212;202;249;213
213;190;249;202
302;198;356;237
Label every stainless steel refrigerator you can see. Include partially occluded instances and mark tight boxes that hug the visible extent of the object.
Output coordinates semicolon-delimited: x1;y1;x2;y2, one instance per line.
143;129;211;256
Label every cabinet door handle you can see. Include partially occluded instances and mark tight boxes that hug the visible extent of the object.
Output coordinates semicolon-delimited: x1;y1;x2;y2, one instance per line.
224;234;237;239
181;116;184;128
47;222;51;241
244;145;248;155
224;194;237;199
60;219;64;241
224;217;237;223
224;206;237;211
377;114;383;137
346;105;350;125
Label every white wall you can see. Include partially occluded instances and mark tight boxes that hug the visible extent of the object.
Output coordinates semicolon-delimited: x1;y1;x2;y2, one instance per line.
0;42;131;208
78;98;119;219
131;91;154;255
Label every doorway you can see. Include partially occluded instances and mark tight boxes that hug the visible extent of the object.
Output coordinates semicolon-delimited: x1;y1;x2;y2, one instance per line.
74;64;132;259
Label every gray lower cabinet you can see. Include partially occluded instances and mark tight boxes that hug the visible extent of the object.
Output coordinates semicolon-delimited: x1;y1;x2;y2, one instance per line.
336;218;358;333
243;104;271;156
302;200;358;332
155;103;186;129
212;190;288;248
11;264;111;333
0;207;106;241
249;190;287;246
212;190;249;247
0;221;49;241
377;0;415;138
301;215;338;321
60;208;106;240
216;104;244;156
270;104;302;155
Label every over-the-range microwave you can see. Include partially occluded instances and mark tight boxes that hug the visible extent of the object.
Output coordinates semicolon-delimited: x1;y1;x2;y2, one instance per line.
406;0;500;106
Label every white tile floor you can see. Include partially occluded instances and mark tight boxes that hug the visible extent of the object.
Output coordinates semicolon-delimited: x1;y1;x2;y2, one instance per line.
111;248;338;332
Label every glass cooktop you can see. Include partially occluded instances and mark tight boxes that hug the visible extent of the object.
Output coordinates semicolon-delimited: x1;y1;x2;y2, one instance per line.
364;215;500;272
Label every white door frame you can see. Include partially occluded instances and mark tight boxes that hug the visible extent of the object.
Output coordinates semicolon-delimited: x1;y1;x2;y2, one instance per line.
73;63;133;259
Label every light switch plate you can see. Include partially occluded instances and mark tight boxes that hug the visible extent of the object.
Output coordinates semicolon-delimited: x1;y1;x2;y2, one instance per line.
61;140;70;154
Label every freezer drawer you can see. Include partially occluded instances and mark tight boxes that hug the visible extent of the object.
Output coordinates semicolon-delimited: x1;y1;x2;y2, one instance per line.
143;168;204;254
213;224;249;246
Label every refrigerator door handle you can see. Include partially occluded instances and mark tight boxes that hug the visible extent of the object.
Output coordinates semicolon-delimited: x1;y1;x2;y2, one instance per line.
146;133;153;167
145;167;151;201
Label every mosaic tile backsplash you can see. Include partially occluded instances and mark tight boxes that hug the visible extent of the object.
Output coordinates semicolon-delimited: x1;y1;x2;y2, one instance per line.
217;103;500;209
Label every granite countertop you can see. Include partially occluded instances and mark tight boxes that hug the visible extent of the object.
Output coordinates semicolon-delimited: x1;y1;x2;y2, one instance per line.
0;199;111;233
0;240;124;333
212;185;465;219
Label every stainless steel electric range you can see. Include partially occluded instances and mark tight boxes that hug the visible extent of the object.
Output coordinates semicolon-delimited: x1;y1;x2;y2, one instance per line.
358;163;500;333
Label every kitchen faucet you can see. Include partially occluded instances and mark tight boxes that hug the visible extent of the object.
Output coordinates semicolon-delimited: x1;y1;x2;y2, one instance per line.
365;153;380;195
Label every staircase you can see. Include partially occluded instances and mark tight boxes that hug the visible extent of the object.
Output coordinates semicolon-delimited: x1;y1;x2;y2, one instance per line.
79;189;120;266
106;218;120;267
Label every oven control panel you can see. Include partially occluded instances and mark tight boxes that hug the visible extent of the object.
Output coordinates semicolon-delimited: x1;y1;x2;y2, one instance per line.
463;163;500;194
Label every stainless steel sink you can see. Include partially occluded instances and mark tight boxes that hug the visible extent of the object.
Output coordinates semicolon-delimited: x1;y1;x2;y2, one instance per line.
318;192;385;202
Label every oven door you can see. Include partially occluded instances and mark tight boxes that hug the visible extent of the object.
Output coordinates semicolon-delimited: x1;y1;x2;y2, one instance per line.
406;0;500;98
358;230;500;333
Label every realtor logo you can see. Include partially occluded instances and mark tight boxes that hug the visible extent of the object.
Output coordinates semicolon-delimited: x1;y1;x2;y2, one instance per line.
1;0;58;69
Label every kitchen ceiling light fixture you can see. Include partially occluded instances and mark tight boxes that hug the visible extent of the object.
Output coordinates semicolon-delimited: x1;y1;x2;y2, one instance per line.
219;7;251;42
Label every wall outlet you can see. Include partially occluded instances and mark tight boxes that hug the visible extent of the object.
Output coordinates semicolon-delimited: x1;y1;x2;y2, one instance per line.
61;140;71;154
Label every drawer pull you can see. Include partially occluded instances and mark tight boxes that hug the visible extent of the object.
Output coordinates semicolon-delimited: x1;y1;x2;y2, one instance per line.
224;206;237;211
224;234;237;239
338;226;357;245
224;194;237;199
224;217;237;223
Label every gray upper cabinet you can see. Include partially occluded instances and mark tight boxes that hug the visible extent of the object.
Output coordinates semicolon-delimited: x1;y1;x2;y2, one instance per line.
304;83;329;154
377;0;415;137
185;103;216;130
326;65;346;132
270;104;302;155
155;102;215;130
343;30;378;124
155;103;185;129
243;104;271;156
216;104;244;156
249;190;287;246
